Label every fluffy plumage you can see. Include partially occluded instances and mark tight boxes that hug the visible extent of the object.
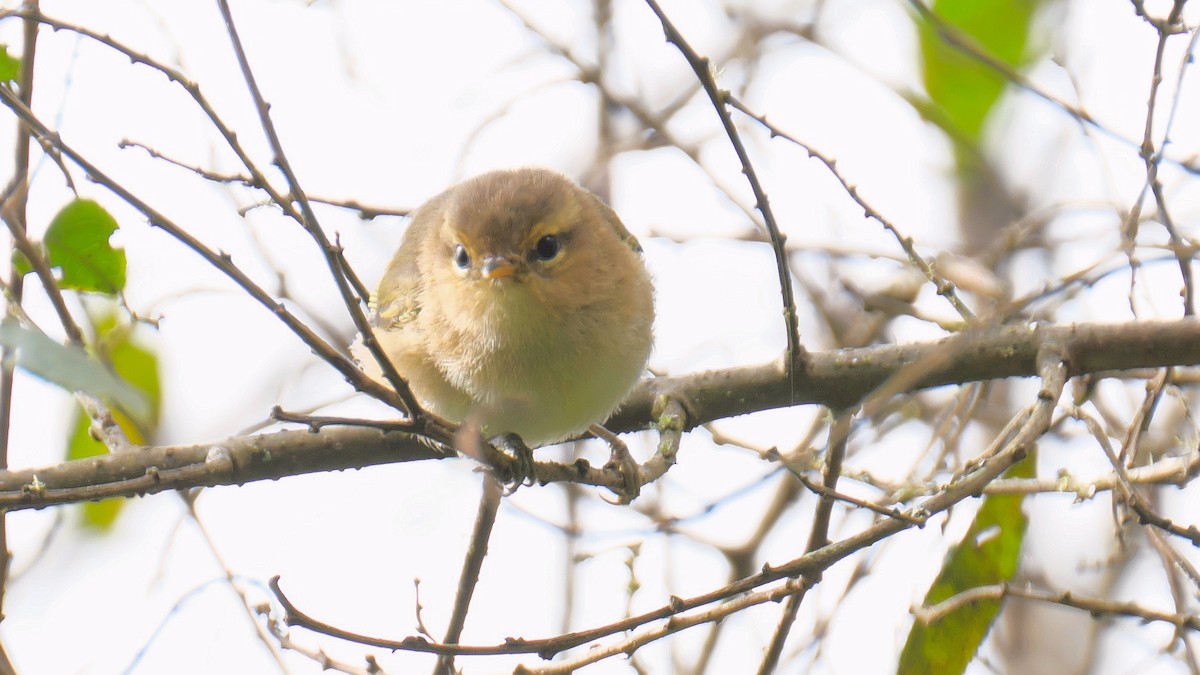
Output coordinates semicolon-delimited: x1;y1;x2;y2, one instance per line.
360;168;655;446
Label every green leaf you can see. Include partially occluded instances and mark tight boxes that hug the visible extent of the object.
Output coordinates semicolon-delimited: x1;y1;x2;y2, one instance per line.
918;0;1040;147
67;409;123;530
11;245;33;277
65;310;161;531
0;45;19;84
41;198;126;294
897;452;1034;674
0;318;148;421
93;311;160;433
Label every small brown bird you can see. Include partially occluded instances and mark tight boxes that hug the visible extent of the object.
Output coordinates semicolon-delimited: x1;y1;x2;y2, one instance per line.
360;168;655;448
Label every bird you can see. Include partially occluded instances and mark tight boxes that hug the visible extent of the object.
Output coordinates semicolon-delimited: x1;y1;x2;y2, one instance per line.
357;167;655;467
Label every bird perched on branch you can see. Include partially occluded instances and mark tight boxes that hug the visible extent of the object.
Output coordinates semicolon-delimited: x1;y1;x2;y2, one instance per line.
357;168;655;482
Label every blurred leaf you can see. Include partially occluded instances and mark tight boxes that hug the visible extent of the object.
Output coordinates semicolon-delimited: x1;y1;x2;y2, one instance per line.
11;244;35;277
0;45;19;84
39;198;126;294
0;317;149;421
918;0;1040;147
897;451;1034;674
67;410;122;530
66;310;161;531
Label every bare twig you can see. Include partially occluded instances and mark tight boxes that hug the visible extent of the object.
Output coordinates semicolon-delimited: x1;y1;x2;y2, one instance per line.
0;85;432;432
914;582;1200;633
757;411;853;674
269;341;1068;667
0;3;41;663
213;0;422;417
726;95;977;325
433;476;502;675
642;0;805;384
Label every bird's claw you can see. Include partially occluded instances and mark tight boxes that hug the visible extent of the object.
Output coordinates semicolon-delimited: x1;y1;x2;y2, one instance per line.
488;433;536;494
591;425;641;504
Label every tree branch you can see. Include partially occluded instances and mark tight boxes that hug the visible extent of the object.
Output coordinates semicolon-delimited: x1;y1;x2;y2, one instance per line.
0;319;1195;510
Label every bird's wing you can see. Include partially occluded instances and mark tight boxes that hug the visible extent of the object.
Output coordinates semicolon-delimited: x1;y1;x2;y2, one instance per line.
582;189;644;254
371;190;452;329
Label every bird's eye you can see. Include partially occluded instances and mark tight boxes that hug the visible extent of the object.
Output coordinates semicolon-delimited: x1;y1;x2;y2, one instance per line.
532;235;560;262
453;244;470;269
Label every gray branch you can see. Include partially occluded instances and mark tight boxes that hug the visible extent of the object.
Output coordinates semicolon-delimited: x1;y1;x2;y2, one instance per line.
3;319;1197;511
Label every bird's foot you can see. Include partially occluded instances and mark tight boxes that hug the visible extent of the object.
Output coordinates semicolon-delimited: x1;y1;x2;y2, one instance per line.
590;424;641;504
488;432;537;493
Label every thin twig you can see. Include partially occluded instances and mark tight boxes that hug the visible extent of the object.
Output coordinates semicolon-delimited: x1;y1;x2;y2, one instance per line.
269;342;1067;665
725;95;976;324
914;582;1200;632
212;0;421;417
642;0;805;384
0;3;41;663
757;411;853;674
182;495;291;671
433;476;502;675
1130;0;1194;316
0;5;422;417
904;0;1182;167
0;85;434;434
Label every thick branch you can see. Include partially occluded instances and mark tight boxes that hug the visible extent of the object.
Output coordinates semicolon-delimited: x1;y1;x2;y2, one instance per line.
0;319;1197;511
0;427;452;510
611;318;1200;426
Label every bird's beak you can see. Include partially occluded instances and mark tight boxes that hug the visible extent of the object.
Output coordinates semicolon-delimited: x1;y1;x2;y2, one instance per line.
481;255;516;279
